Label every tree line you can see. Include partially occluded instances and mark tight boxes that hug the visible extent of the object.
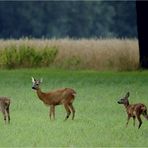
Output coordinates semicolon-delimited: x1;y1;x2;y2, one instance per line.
0;1;137;39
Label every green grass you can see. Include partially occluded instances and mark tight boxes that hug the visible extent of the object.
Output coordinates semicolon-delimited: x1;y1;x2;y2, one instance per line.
0;69;148;147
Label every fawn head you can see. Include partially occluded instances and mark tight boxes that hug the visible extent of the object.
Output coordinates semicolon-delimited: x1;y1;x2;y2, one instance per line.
32;77;43;90
117;92;130;106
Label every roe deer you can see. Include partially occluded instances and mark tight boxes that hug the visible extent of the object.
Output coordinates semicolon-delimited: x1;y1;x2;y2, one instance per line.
117;92;148;129
0;97;10;124
31;77;76;120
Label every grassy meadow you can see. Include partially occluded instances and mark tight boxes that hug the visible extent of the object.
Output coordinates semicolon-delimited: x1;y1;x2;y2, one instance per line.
0;69;148;147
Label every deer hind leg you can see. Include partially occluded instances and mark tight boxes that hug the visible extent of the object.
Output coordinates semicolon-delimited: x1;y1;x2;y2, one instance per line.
133;116;136;127
6;106;10;123
64;104;71;121
137;115;142;129
136;112;142;129
69;103;75;120
2;109;6;124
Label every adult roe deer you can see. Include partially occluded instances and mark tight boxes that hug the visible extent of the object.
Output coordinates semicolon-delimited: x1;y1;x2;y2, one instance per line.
117;92;148;129
0;97;10;124
31;77;76;120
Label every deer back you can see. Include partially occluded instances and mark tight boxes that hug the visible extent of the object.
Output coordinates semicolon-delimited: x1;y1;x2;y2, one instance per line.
127;103;147;116
42;88;76;105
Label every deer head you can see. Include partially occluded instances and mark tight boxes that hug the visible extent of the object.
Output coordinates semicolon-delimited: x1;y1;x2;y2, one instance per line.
117;92;130;106
32;77;43;90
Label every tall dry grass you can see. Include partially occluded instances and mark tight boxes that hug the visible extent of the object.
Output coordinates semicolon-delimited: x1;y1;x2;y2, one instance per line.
0;38;139;70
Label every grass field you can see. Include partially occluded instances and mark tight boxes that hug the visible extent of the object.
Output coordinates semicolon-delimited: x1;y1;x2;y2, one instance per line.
0;69;148;147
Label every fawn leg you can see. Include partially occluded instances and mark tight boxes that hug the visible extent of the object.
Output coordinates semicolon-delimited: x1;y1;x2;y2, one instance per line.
126;115;130;127
64;104;71;121
133;116;135;127
2;110;6;124
6;107;10;123
137;115;142;129
69;104;75;120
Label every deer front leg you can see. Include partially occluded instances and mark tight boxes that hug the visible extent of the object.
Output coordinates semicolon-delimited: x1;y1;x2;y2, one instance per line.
126;115;130;128
49;105;52;120
49;105;55;120
52;105;55;120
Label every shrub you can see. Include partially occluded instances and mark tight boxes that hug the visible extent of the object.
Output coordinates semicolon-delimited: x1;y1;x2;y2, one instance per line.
0;39;139;70
0;44;58;69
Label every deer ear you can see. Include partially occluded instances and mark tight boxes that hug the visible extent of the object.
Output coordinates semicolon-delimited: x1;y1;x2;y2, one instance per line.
32;77;35;83
125;92;130;98
40;78;43;83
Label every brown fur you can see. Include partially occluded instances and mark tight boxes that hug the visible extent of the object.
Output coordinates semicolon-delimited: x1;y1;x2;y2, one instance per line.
32;77;76;120
0;97;10;123
118;92;148;129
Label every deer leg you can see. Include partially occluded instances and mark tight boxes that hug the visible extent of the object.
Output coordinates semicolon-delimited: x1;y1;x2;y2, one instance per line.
126;115;130;128
49;106;52;120
49;105;55;120
133;116;135;127
137;115;142;129
64;104;71;121
52;105;55;120
69;104;75;120
2;110;6;124
6;107;10;123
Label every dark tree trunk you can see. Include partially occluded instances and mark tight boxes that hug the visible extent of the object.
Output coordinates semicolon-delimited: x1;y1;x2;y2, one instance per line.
136;1;148;68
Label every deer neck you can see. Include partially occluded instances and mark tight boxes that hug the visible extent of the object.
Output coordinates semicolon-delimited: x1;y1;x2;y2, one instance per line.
124;102;130;109
36;88;46;102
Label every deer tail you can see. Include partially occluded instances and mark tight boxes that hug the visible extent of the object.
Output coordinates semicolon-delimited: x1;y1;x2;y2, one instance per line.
141;106;148;120
68;88;76;97
72;89;76;96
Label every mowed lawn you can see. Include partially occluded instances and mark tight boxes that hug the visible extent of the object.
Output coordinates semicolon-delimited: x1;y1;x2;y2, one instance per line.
0;69;148;147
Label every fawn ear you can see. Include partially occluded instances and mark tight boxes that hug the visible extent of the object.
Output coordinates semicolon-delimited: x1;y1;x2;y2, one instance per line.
125;92;130;98
40;78;43;83
32;77;35;83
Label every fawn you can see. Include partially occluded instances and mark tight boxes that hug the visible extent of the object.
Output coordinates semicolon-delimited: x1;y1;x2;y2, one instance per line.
0;97;10;124
117;92;148;129
32;77;76;120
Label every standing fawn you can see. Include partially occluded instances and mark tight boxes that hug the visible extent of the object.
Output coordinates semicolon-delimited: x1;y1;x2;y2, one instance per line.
31;77;76;120
117;92;148;129
0;97;10;124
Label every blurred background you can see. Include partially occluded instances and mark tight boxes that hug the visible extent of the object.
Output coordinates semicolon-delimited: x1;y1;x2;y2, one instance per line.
0;1;137;39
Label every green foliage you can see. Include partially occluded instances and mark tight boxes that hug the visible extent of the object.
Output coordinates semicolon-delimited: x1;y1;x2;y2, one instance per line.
0;45;58;69
61;56;81;70
41;46;58;66
0;39;139;70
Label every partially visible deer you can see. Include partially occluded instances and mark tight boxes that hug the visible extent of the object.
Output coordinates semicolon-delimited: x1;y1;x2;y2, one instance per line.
117;92;148;129
0;97;10;124
31;77;76;120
